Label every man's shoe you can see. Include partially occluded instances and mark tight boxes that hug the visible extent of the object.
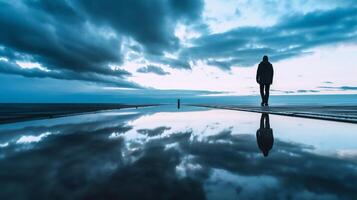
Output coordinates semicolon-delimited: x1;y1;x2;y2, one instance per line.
265;103;269;106
261;102;264;106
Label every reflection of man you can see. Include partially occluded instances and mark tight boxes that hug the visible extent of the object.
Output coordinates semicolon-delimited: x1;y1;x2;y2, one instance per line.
256;113;274;157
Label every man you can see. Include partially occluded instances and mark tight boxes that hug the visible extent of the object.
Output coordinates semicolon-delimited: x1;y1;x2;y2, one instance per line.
256;113;274;157
256;55;274;106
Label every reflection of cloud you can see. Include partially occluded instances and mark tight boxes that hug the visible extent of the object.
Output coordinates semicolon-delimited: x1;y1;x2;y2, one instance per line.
0;112;140;149
137;126;171;137
0;109;356;199
180;134;357;199
108;127;133;139
84;146;205;200
16;132;52;144
337;149;357;159
0;142;9;148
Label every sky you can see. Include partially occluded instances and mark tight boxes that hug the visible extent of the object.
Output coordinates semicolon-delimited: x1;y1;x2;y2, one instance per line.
0;0;357;102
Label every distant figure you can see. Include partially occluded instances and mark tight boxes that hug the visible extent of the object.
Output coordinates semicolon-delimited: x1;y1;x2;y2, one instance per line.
256;113;274;157
177;99;180;109
256;55;274;106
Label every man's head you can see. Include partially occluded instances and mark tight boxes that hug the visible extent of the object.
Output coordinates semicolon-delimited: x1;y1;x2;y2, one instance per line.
263;55;268;62
263;150;269;157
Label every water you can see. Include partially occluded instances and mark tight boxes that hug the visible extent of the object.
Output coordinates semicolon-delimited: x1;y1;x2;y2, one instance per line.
0;106;357;200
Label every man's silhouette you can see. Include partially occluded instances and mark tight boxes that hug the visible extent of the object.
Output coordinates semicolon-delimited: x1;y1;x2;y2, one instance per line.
256;113;274;157
256;55;274;106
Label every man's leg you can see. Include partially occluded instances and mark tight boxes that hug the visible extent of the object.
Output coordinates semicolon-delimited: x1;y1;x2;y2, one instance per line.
259;84;264;106
260;113;264;128
265;114;270;129
265;84;270;105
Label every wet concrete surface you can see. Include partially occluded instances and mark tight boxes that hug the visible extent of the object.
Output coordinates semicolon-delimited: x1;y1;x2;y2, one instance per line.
0;105;357;199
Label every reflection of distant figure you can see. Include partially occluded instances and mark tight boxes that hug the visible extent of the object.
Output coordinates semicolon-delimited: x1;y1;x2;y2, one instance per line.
256;113;274;157
256;55;274;106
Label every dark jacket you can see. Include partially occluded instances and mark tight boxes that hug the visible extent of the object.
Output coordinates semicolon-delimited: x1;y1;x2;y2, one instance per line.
256;61;274;85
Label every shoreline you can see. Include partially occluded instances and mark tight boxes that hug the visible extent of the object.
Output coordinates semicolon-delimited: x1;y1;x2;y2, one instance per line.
0;104;158;125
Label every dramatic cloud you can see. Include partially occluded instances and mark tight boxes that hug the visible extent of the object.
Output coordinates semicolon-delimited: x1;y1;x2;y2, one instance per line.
75;0;204;54
0;2;123;73
180;6;357;70
0;0;203;87
137;65;170;76
0;0;356;95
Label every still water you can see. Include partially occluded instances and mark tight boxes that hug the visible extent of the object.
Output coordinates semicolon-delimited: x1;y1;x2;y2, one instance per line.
0;106;357;200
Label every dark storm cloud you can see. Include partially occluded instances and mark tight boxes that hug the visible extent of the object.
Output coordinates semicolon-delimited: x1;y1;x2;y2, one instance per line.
74;0;204;54
137;65;170;75
1;0;356;84
0;1;124;75
169;0;204;22
0;0;203;86
180;6;357;69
